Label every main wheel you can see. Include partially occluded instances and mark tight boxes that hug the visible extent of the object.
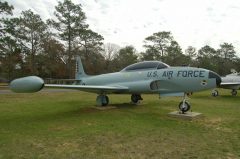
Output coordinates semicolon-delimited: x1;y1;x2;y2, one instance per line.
131;94;142;104
96;95;109;106
131;94;139;104
102;95;109;106
178;101;191;113
212;90;219;97
231;90;237;96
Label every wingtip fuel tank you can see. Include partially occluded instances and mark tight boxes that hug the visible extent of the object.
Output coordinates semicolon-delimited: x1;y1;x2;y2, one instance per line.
10;76;44;93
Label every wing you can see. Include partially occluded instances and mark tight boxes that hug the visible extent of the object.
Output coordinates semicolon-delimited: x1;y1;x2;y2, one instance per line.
160;92;184;97
220;82;240;86
219;82;240;89
45;84;129;94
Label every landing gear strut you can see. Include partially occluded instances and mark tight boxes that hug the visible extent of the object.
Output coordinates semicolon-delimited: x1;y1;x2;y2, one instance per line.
96;94;109;106
231;89;237;96
178;94;191;113
131;94;143;104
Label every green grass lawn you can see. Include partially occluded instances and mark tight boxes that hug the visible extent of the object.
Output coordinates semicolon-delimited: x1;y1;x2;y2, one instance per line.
0;89;240;159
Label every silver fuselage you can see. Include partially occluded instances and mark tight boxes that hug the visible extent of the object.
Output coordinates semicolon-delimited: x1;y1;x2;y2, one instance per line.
221;74;240;90
81;67;218;94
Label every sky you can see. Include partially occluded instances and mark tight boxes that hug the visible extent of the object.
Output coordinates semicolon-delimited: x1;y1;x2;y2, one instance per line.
7;0;240;53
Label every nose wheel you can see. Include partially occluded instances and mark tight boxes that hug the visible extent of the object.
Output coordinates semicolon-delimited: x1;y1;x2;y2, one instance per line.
178;94;191;113
178;100;191;113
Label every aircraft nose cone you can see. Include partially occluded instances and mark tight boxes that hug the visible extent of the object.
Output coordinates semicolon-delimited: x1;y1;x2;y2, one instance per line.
208;71;221;86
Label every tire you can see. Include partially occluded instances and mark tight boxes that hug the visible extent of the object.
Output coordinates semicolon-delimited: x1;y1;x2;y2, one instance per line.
102;95;109;106
96;95;109;106
131;94;139;104
178;101;191;113
231;90;237;96
212;90;219;97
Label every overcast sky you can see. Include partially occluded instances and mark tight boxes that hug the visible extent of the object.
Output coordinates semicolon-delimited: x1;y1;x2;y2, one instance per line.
7;0;240;53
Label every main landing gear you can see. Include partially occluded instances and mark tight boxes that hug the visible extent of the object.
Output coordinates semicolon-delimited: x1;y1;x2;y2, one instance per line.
231;89;237;96
178;94;191;114
131;94;143;104
96;94;109;106
212;89;219;97
96;94;143;106
212;89;238;96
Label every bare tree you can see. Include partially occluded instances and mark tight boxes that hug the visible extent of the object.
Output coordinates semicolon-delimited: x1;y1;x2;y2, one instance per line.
102;43;120;61
101;43;120;72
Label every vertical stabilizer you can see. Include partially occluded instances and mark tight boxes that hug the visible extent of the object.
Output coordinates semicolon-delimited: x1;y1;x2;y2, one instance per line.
75;56;87;80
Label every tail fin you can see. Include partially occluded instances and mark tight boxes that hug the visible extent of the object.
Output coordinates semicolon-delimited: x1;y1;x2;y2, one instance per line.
75;56;87;80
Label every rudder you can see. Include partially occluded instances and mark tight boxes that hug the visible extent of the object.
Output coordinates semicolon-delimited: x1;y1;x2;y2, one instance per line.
75;56;87;80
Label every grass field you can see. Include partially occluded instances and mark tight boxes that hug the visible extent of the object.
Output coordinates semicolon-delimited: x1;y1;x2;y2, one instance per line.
0;89;240;159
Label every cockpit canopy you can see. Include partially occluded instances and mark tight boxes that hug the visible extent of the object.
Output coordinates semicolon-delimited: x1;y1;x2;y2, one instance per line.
121;61;169;72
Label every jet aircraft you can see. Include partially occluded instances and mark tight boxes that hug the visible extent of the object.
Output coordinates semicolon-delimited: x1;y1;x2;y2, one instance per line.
212;71;240;96
10;57;221;113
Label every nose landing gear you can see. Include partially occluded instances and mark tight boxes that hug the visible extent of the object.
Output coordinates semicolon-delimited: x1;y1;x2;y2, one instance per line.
179;100;191;113
178;94;191;114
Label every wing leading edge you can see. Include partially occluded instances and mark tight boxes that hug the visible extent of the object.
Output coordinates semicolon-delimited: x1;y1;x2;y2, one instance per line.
45;84;129;94
219;82;240;90
220;82;240;86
